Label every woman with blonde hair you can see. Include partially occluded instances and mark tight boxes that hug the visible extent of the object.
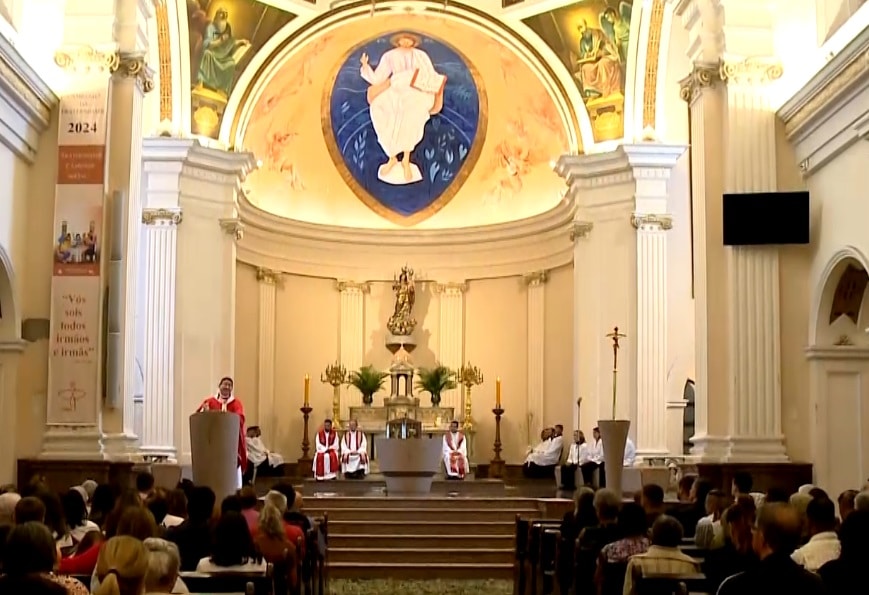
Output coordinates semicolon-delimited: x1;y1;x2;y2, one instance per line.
94;536;149;595
254;492;298;589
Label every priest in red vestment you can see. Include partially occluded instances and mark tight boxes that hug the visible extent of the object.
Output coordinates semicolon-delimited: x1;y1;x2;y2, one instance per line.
197;376;247;487
313;419;340;481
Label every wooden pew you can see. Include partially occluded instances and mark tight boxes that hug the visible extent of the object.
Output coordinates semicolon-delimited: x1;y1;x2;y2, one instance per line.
514;515;531;595
525;519;562;595
535;528;561;595
636;573;710;595
180;566;274;594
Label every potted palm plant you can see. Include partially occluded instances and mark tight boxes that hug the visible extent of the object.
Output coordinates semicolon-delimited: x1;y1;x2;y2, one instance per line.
415;364;457;406
347;365;388;406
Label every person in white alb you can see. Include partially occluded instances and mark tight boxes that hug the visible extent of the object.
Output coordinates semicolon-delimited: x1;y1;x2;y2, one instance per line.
623;436;637;466
340;418;369;479
523;424;564;478
244;426;285;484
442;420;469;480
791;495;841;572
580;426;604;486
558;430;589;490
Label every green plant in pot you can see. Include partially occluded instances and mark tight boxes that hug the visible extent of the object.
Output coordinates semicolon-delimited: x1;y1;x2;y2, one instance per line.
347;365;388;406
415;364;457;407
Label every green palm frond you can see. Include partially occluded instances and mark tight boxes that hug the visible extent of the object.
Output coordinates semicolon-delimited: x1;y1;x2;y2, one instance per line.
415;364;457;396
347;365;388;399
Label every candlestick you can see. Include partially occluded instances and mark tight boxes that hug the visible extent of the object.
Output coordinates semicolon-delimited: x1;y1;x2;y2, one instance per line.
490;406;505;478
304;374;310;406
298;405;313;468
495;377;501;408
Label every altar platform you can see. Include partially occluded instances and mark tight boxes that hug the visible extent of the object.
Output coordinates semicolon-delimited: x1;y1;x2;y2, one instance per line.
301;473;506;497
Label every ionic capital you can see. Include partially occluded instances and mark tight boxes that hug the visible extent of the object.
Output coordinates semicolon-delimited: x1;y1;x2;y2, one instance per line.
631;213;673;231
522;271;548;286
678;62;723;105
54;45;119;76
570;221;594;241
433;282;468;295
335;280;371;293
219;218;244;241
256;268;282;285
113;52;155;94
720;57;783;87
141;208;182;225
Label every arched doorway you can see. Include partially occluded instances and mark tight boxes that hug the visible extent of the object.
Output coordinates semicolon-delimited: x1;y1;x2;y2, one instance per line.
0;244;23;484
807;247;869;496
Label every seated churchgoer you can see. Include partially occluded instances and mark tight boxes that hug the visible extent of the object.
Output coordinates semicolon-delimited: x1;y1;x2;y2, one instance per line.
558;430;589;490
818;509;869;593
791;495;840;572
695;489;727;549
1;521;89;595
731;471;765;507
640;484;667;527
166;486;216;571
196;511;266;574
95;536;149;595
581;426;604;486
340;419;369;479
623;516;700;595
442;420;470;480
143;538;184;594
703;499;758;592
244;426;285;483
62;488;100;545
524;425;564;478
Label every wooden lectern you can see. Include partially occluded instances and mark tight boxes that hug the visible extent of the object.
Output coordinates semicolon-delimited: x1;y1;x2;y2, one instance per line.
189;411;240;503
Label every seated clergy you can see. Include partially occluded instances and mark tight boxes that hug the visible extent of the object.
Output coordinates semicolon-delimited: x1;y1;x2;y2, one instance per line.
340;419;369;479
524;424;564;478
313;419;340;481
244;426;285;483
442;420;469;480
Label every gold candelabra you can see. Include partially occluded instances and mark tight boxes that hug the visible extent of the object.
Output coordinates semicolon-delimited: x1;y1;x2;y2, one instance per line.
320;362;347;427
458;361;483;430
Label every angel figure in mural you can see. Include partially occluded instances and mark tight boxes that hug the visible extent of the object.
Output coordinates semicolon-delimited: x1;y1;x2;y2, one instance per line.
360;32;447;185
573;19;623;99
600;3;632;66
197;8;251;96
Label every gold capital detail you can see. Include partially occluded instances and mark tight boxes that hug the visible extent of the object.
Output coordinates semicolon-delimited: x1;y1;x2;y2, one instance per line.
219;218;244;240
678;63;722;104
570;221;594;241
720;57;783;86
336;280;371;293
522;271;548;286
141;208;182;225
113;52;155;94
256;268;282;285
54;46;119;76
433;282;468;294
631;213;673;230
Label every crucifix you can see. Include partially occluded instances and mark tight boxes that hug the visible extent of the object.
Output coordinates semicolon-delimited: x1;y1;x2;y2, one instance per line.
606;326;626;419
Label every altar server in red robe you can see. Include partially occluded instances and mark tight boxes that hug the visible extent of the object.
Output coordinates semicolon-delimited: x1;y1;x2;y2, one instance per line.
313;419;340;481
197;376;247;488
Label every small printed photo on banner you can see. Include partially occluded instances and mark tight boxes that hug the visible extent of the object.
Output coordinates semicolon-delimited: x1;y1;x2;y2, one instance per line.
53;193;102;276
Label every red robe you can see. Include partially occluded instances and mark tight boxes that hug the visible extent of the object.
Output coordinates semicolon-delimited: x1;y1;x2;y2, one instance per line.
313;429;339;480
198;395;247;471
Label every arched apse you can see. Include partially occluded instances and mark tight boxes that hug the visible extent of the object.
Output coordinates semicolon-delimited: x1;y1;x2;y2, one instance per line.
810;246;869;346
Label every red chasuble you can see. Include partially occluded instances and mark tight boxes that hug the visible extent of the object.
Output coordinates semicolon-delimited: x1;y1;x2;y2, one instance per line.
198;395;247;471
314;429;339;480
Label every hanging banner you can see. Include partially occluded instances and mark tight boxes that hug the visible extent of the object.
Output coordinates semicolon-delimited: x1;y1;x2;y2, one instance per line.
46;79;109;425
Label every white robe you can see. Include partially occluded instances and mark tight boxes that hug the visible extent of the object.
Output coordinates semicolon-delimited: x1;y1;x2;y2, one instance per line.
246;436;284;468
525;435;563;466
361;47;446;159
598;436;637;465
442;431;469;478
313;430;340;480
566;442;591;465
588;438;604;464
340;430;369;475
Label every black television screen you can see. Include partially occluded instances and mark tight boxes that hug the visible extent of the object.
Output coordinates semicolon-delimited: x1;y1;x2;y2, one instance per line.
722;191;809;246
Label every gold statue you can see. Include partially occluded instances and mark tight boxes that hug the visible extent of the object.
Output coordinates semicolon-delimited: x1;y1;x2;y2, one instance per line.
387;265;417;336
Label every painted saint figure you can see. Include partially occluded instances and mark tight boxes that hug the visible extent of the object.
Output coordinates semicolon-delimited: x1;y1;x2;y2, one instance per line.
197;376;247;489
574;19;622;99
197;8;251;95
442;420;469;480
340;419;369;479
360;32;447;184
313;419;340;481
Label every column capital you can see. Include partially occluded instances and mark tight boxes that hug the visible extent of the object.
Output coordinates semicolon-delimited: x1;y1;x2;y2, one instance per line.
570;221;594;241
54;45;119;76
141;208;182;225
112;52;155;94
631;213;674;231
336;280;370;293
142;138;257;189
522;271;548;286
433;281;468;294
678;62;723;104
219;218;244;241
256;268;282;286
720;56;783;87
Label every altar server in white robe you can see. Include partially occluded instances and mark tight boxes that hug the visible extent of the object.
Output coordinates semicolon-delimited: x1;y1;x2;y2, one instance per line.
523;425;564;478
341;419;369;479
443;420;469;480
313;419;340;481
244;426;285;483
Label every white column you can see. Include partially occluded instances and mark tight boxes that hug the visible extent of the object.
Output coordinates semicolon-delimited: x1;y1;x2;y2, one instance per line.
256;268;280;439
337;281;368;417
570;222;594;434
632;214;671;458
435;282;466;415
139;208;181;459
524;272;547;435
0;341;25;484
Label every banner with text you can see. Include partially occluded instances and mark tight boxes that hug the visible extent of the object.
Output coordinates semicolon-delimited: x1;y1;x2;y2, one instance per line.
47;80;109;425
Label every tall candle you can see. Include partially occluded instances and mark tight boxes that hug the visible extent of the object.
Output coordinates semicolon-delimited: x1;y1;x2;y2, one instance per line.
496;377;501;408
304;374;310;406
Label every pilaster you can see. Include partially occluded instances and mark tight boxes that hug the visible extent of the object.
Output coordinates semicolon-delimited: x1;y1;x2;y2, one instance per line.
257;268;281;441
0;340;25;483
336;280;368;417
524;271;547;436
434;282;467;414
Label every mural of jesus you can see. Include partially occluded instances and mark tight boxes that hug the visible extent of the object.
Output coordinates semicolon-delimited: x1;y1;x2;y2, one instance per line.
359;32;447;184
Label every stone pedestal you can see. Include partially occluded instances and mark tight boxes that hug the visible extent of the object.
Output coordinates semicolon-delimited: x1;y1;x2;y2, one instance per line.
599;419;631;496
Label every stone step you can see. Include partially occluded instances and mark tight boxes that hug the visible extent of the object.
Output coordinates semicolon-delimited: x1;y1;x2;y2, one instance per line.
329;533;514;549
327;561;514;580
328;546;513;565
304;496;538;509
310;506;536;522
327;520;517;535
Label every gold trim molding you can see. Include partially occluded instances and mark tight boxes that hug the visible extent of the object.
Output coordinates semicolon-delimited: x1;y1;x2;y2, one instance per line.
522;271;548;286
433;281;468;294
570;221;594;241
678;63;722;104
335;280;371;293
114;52;155;94
155;0;173;122
256;268;282;285
720;57;783;86
642;0;666;129
141;208;182;225
219;218;244;240
631;213;673;230
54;45;119;75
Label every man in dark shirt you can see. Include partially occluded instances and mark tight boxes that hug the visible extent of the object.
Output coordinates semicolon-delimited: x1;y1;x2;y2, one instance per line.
717;502;827;595
165;486;216;571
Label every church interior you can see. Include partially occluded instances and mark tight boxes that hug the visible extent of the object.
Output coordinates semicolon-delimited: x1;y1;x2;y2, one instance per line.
0;0;868;591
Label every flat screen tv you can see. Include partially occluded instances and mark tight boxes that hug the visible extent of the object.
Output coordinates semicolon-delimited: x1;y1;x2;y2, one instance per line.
722;191;810;246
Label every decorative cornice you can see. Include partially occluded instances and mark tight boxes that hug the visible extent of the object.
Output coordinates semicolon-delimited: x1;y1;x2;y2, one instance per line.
335;280;371;293
522;271;548;286
570;221;594;241
113;52;155;94
256;267;282;285
54;45;119;76
720;57;783;86
678;62;722;104
805;345;869;361
219;218;244;240
141;208;182;225
433;281;468;294
631;213;674;230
